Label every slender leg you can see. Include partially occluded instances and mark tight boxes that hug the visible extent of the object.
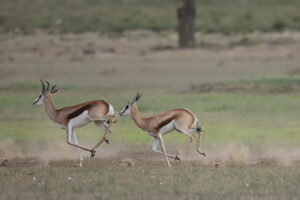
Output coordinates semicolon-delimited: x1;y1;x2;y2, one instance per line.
196;131;207;156
71;131;83;167
95;121;112;144
152;137;176;159
157;132;171;167
174;124;196;159
66;123;92;152
92;115;115;150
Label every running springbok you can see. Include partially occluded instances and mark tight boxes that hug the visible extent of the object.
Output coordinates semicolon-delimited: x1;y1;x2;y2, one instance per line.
119;93;206;167
33;80;116;167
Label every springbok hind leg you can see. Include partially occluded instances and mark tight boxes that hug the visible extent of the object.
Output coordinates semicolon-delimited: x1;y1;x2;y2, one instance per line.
91;115;116;152
95;121;112;144
190;127;207;156
196;131;207;156
174;125;196;160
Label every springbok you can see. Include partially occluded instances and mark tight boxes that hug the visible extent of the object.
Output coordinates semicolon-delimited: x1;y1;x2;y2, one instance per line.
119;93;206;167
33;80;116;167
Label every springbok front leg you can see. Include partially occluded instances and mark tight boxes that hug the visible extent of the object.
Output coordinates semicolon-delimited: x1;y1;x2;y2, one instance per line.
91;115;116;151
66;124;92;153
152;137;177;159
71;130;83;167
174;124;196;160
157;132;171;167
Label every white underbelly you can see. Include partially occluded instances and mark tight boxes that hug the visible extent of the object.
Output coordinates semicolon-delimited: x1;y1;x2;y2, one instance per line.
159;120;175;135
145;131;156;137
56;123;66;129
70;110;91;128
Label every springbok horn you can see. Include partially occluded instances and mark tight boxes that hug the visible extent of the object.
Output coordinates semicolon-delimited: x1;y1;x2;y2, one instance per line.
137;93;142;101
40;79;45;92
132;93;140;104
51;85;56;92
45;80;50;91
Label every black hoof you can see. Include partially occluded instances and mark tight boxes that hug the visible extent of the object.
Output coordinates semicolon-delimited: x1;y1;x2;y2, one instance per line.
105;139;109;144
91;150;96;158
175;156;181;161
201;152;207;157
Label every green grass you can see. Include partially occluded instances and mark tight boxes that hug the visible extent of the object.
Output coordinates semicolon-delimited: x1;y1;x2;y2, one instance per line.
1;86;300;147
0;162;299;200
1;0;300;34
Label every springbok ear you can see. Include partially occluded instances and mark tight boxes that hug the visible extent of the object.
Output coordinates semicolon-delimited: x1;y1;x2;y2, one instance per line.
50;84;62;95
51;88;62;95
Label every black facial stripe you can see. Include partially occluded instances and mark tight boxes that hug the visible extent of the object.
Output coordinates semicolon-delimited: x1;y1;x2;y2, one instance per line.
34;96;41;104
121;106;128;115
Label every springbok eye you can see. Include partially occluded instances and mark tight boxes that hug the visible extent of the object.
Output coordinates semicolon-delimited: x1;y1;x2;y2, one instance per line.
125;105;129;109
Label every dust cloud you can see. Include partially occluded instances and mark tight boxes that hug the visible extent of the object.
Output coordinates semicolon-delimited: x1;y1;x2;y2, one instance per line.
0;139;299;166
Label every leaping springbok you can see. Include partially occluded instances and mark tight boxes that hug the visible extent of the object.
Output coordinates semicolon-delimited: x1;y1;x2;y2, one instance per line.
119;93;206;167
33;80;116;167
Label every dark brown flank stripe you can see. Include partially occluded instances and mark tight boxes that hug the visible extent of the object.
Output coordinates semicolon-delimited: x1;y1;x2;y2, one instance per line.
67;105;91;120
156;116;174;131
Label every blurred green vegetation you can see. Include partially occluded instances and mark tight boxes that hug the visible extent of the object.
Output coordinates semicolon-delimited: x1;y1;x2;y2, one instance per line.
1;0;300;34
191;77;300;93
1;77;300;147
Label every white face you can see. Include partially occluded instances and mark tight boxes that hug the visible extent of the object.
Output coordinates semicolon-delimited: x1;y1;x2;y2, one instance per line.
33;93;45;106
119;102;132;116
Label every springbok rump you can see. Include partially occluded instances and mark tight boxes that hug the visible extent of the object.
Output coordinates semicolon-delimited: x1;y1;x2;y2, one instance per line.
33;80;116;167
119;93;206;167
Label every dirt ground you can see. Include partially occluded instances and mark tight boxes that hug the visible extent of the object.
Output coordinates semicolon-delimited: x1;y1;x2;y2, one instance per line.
1;32;300;91
1;142;300;168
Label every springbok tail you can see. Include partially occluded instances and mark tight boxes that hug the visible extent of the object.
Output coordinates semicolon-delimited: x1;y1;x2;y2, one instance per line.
194;117;203;133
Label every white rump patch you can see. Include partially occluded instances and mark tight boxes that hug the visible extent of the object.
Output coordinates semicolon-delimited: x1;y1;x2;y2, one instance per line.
107;104;115;116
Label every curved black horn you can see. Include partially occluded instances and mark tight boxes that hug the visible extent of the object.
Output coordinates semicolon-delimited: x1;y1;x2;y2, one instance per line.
51;85;56;92
45;80;50;91
40;79;45;92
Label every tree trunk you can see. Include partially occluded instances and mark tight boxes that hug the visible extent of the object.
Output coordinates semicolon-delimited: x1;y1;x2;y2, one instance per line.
177;0;196;48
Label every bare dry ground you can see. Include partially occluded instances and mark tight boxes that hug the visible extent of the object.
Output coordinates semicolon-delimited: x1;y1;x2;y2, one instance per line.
1;31;300;91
